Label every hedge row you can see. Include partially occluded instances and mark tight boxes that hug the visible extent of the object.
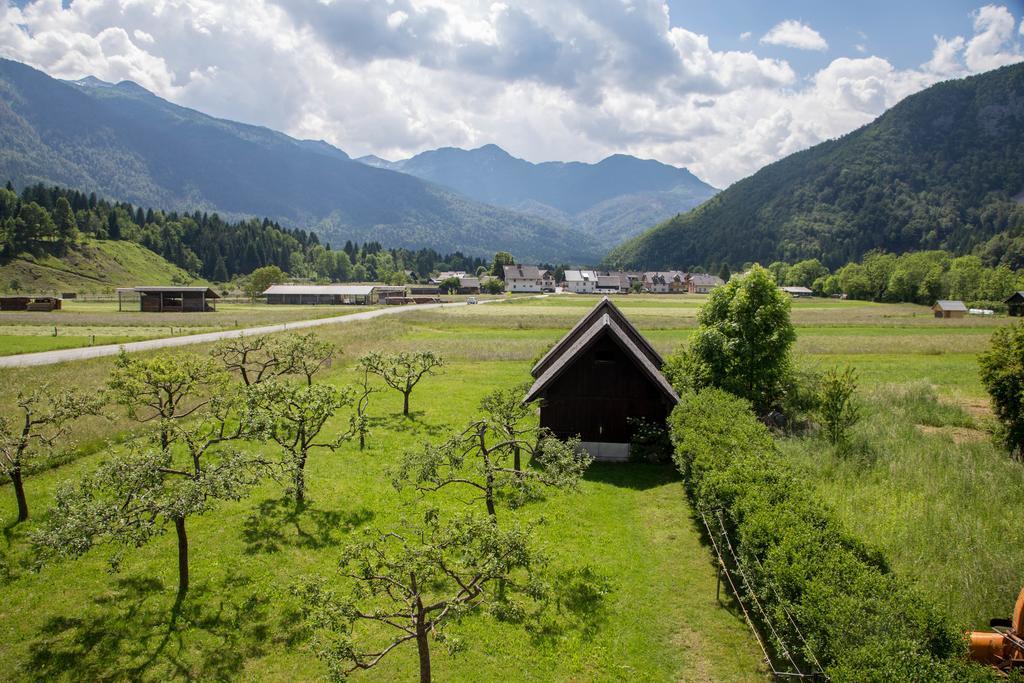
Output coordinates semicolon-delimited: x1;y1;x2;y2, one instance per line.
669;388;992;682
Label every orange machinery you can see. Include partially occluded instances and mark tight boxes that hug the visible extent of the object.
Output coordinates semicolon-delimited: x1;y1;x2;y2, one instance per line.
969;586;1024;674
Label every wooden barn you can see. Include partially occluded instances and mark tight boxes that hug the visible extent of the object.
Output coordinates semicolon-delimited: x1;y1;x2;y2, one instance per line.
1006;292;1024;317
118;286;220;312
932;300;967;319
524;297;678;461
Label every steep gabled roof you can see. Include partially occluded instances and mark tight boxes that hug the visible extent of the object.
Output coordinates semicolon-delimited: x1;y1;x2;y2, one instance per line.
523;313;678;405
531;297;663;378
933;299;967;311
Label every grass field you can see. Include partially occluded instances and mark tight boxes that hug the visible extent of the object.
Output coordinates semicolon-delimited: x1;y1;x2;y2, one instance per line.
0;301;388;356
0;293;1020;680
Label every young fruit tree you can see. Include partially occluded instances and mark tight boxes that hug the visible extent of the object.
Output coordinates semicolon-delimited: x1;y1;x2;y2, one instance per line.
351;365;381;451
212;332;336;386
292;509;544;683
478;383;534;471
357;351;443;417
0;386;103;522
247;379;355;505
979;322;1024;459
664;264;795;415
393;419;589;522
33;395;267;596
107;351;228;453
816;366;861;446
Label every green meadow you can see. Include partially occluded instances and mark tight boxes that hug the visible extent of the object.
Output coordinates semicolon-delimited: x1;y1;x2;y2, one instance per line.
0;293;1019;680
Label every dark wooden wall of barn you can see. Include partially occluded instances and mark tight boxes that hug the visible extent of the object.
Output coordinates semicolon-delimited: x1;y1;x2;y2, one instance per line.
539;334;670;443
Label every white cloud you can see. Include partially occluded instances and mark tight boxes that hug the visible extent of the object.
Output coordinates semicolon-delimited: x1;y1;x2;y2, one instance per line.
964;4;1020;71
760;20;828;51
739;31;751;41
0;1;1021;189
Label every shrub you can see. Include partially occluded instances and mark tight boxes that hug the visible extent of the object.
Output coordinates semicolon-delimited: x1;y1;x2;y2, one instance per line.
626;417;672;463
979;322;1024;458
668;388;982;681
817;366;861;445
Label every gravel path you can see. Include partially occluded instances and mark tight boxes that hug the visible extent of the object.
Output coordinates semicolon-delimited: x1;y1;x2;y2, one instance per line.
0;299;504;369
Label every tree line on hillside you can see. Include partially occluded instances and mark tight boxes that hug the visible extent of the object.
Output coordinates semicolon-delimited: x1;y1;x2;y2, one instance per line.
0;183;488;283
762;250;1023;306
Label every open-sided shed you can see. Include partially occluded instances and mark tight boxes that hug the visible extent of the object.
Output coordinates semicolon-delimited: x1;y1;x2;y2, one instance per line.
118;286;219;312
262;284;406;305
524;297;678;461
1006;292;1024;317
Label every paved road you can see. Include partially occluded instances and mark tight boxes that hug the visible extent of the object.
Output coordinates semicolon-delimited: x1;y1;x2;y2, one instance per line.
0;299;503;369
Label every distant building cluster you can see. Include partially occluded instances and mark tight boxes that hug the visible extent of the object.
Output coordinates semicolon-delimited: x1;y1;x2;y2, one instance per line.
506;267;725;295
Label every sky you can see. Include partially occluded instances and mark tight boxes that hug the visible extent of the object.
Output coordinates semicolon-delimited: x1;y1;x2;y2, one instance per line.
1;1;1023;188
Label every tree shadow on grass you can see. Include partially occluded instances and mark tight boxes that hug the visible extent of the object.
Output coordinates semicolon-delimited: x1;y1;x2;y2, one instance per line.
582;461;680;490
24;570;271;680
377;412;449;439
241;496;374;555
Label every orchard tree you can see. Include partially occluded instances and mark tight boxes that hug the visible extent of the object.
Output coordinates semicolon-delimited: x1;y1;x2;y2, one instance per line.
107;351;228;453
358;351;444;417
350;365;381;451
393;421;588;522
0;386;102;522
293;510;544;683
667;264;795;414
34;422;265;597
247;379;355;505
212;332;335;386
979;322;1024;459
479;383;534;471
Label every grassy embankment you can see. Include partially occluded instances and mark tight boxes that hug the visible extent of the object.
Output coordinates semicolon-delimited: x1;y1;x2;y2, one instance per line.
0;294;1019;679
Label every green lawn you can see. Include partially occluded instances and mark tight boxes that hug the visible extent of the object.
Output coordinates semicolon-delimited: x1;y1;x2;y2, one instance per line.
1;293;1020;680
0;335;148;356
0;314;766;681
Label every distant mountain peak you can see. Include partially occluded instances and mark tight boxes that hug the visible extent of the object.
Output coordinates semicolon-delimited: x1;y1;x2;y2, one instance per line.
71;75;115;88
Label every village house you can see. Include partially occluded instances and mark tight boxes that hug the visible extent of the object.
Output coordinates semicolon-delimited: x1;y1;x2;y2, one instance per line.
524;297;679;461
503;264;544;292
642;271;686;293
932;300;967;319
539;269;557;292
687;273;725;294
780;286;814;298
562;269;598;294
431;272;480;294
596;272;629;294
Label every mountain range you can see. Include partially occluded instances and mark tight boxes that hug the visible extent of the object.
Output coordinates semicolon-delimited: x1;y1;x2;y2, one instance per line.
0;58;598;262
607;62;1024;271
0;57;718;264
357;145;716;245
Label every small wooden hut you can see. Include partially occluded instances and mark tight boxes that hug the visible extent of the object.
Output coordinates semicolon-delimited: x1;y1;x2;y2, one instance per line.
1005;292;1024;317
524;297;678;461
932;300;967;319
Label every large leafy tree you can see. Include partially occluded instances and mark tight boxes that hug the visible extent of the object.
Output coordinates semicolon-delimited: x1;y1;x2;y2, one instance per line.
0;386;102;522
668;264;795;414
979;322;1024;459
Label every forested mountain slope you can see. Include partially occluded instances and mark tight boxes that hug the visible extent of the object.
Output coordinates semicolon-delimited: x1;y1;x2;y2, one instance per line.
607;62;1024;270
357;144;717;245
0;59;596;263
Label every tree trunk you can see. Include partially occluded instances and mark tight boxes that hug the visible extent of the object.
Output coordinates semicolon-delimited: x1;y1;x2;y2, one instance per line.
294;453;307;505
12;468;29;522
513;444;521;472
359;432;365;450
416;614;431;683
175;516;189;596
403;391;410;417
